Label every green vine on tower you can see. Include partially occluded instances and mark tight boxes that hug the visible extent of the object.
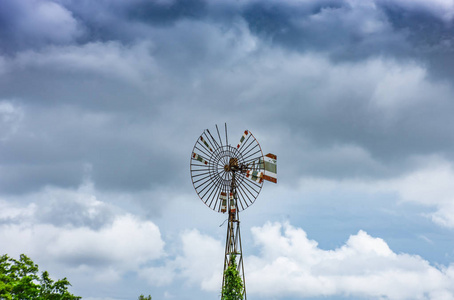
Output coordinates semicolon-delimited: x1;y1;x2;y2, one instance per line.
221;254;244;300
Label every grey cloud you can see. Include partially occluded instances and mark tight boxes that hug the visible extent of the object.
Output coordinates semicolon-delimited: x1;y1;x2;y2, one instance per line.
0;183;115;229
0;163;85;194
35;195;114;230
1;0;454;196
54;0;208;45
125;0;207;25
239;0;449;63
0;0;82;54
0;105;187;194
2;0;452;79
0;38;212;195
179;52;454;181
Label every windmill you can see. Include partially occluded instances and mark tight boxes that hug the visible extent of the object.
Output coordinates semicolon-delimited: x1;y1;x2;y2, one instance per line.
190;124;277;299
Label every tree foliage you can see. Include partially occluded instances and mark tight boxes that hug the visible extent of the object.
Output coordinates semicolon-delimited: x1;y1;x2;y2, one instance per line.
0;254;81;300
221;254;244;300
138;295;151;300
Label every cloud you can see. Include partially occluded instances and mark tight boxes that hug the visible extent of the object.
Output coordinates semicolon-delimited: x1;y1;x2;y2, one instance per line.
1;0;453;80
242;0;399;56
0;101;187;194
0;199;35;224
48;214;164;268
246;222;454;299
386;158;454;228
0;213;165;280
2;36;454;194
170;229;224;290
0;100;23;141
155;221;454;299
2;179;454;298
13;41;157;89
32;182;116;229
379;0;454;23
0;183;165;280
0;0;81;53
296;155;454;229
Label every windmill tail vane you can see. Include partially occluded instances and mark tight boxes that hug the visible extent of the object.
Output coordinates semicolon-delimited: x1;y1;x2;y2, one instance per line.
190;124;277;300
261;153;277;183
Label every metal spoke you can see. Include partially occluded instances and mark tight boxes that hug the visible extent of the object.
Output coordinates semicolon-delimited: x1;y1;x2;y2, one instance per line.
225;123;229;146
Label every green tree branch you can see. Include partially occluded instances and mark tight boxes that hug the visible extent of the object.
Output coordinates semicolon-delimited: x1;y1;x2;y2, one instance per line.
0;254;81;300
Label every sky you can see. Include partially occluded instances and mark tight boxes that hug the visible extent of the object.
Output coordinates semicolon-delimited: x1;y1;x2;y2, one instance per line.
1;0;454;299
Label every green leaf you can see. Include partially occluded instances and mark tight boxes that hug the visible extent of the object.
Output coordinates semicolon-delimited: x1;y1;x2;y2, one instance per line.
221;254;244;300
0;254;81;300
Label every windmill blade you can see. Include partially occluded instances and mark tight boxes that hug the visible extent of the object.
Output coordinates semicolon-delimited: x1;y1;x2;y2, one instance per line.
229;192;236;213
200;135;214;152
220;192;227;213
261;153;277;183
237;130;249;149
192;152;209;165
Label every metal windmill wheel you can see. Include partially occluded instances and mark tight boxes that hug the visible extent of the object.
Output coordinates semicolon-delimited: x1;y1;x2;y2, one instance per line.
190;124;265;213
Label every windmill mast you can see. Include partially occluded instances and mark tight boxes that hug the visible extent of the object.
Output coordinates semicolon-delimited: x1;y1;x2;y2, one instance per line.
222;172;247;299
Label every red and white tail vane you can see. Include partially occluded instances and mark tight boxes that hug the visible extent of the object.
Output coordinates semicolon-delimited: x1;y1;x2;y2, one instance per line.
237;130;249;149
261;153;277;183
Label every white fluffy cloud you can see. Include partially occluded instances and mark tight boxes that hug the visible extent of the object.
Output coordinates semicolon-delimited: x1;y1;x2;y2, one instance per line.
246;222;454;299
0;185;165;282
0;213;164;271
181;230;224;290
47;214;164;267
168;229;224;290
156;221;454;299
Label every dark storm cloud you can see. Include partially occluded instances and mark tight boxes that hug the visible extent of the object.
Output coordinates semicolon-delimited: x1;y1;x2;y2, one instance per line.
126;0;207;24
379;1;454;78
51;0;208;45
239;0;454;72
0;104;187;194
2;0;454;196
0;0;81;54
2;0;452;70
58;0;454;78
242;0;384;55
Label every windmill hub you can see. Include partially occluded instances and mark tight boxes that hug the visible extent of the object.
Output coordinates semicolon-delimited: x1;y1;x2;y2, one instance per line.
229;158;239;171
